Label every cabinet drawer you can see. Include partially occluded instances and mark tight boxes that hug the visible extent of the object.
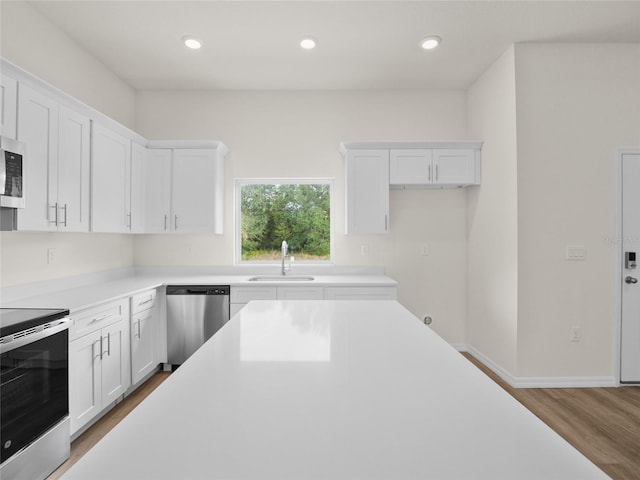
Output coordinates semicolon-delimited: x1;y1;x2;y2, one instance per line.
70;299;129;341
230;286;277;304
131;289;158;314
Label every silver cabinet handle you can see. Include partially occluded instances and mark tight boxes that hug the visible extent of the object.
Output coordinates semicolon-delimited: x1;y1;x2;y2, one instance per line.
428;165;432;181
164;214;168;231
174;214;178;230
137;320;141;339
139;298;153;306
103;333;111;356
435;164;439;181
93;339;101;361
61;204;68;227
127;212;132;229
49;203;59;225
384;214;388;231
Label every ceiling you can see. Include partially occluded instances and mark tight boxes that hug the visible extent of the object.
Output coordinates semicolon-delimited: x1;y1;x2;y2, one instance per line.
26;0;640;91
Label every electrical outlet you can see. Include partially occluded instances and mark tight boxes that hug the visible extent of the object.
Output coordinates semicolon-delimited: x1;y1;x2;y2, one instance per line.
570;326;582;342
360;245;369;257
47;248;56;265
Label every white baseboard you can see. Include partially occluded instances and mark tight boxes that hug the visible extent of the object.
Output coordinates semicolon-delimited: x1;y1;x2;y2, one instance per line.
453;344;618;388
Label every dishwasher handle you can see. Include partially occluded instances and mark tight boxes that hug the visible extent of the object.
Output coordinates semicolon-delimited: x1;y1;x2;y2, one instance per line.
166;285;230;295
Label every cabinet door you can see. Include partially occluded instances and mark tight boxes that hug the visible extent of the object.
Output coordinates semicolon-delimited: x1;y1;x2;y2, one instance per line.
101;319;131;405
145;148;172;233
131;308;157;385
16;83;59;231
432;149;478;185
171;149;219;233
57;105;91;232
389;149;432;185
69;331;103;435
1;74;17;138
345;149;389;234
130;141;147;233
91;123;131;232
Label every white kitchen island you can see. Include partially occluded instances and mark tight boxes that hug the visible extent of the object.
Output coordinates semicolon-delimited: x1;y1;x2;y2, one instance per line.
61;301;608;479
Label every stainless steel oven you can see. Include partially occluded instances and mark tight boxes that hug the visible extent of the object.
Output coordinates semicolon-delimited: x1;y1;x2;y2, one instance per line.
0;308;70;480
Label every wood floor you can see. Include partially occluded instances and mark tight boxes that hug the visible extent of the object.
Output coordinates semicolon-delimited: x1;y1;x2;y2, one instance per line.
49;357;640;479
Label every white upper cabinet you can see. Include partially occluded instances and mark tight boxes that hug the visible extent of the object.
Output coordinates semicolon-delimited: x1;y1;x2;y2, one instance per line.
145;148;172;233
91;123;132;233
145;143;227;234
130;141;147;234
389;149;433;185
57;105;91;231
172;148;221;233
344;148;390;235
1;73;18;138
16;86;91;232
390;145;480;187
16;83;59;231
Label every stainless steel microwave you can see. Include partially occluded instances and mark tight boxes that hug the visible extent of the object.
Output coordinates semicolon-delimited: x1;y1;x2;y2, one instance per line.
0;137;25;209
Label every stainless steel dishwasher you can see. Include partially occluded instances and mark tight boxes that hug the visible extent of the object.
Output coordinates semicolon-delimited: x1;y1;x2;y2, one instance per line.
166;285;230;366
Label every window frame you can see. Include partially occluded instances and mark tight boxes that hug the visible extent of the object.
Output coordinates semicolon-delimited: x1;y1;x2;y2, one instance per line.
234;178;335;265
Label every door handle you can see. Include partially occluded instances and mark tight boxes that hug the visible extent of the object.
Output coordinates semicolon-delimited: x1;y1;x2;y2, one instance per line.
625;276;638;284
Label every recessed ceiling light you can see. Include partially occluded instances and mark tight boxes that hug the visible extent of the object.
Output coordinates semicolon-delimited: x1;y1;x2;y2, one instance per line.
183;36;202;50
300;37;317;50
420;36;441;50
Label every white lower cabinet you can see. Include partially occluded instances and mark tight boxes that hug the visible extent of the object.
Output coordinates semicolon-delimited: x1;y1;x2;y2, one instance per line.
130;289;160;385
230;284;397;315
69;299;131;436
324;286;397;301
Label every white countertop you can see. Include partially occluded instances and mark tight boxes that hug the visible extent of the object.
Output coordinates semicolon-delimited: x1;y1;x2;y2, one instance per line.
0;269;397;312
61;300;607;480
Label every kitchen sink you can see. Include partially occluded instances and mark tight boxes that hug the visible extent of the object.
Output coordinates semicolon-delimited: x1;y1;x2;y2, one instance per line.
248;276;315;282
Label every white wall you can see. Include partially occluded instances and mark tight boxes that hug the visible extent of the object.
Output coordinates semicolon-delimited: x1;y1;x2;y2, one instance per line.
514;44;640;377
466;47;519;374
135;90;470;343
0;1;136;128
0;1;136;287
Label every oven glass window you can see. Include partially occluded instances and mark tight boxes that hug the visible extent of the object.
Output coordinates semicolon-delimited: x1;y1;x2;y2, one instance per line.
0;330;68;463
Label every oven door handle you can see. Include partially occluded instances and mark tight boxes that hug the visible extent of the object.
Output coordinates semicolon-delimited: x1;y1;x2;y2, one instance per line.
0;318;70;354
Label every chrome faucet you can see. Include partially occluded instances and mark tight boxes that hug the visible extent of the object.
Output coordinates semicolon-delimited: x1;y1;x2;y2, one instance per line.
281;240;289;275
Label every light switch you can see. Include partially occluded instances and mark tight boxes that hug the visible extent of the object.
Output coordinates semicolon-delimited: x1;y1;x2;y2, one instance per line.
566;245;586;261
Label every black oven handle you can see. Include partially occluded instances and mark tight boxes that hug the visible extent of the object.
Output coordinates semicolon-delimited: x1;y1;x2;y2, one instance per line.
0;318;70;354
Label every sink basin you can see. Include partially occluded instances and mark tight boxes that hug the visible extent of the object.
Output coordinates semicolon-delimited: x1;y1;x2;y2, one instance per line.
248;275;315;282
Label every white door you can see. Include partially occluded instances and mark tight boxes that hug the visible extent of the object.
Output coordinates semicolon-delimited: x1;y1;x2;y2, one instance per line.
16;83;59;231
91;123;131;232
69;331;103;434
433;149;477;185
621;152;640;383
131;309;157;385
345;149;389;234
145;148;172;233
389;149;432;185
101;320;130;404
58;105;91;232
172;149;217;233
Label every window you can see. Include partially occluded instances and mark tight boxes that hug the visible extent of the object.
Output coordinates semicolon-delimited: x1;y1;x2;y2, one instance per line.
236;180;333;263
